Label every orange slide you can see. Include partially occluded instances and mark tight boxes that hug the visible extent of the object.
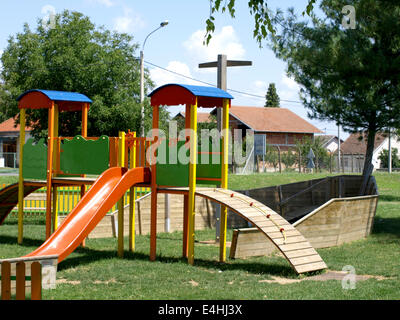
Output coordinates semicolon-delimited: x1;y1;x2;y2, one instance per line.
24;167;151;263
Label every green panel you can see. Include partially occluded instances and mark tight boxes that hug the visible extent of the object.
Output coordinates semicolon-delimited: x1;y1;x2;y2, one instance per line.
156;140;189;187
23;138;47;180
197;141;222;185
60;135;109;175
156;139;222;187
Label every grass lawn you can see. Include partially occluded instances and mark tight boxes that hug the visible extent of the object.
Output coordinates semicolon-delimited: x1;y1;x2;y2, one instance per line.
0;172;399;300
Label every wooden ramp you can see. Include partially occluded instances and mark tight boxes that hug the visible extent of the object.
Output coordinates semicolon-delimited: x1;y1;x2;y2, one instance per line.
194;188;327;274
0;182;44;225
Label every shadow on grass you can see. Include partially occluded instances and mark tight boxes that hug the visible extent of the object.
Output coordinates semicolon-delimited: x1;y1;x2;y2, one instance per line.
371;217;400;237
0;234;44;247
378;194;400;202
57;245;296;278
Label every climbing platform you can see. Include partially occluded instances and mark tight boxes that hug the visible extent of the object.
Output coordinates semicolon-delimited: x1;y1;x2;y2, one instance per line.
194;188;327;274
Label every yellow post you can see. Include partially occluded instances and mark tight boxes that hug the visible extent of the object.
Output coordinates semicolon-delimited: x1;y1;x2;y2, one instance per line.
219;98;229;262
187;99;198;265
45;102;55;239
129;132;137;252
52;104;59;231
52;187;58;232
118;131;126;258
17;108;26;244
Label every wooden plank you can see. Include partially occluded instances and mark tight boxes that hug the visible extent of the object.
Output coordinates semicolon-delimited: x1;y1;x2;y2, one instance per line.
279;241;313;252
250;217;291;227
284;248;320;259
296;223;341;233
260;229;299;239
291;254;324;266
30;262;42;300
270;236;308;246
294;261;327;274
1;261;11;300
15;261;25;300
229;230;239;259
235;241;276;251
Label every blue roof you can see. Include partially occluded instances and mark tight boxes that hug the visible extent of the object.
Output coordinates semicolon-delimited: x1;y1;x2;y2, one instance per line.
17;89;92;103
148;84;234;99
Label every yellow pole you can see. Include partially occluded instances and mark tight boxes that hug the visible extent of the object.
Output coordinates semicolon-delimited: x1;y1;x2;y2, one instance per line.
219;98;229;262
129;132;137;252
52;104;59;231
45;102;55;239
52;187;58;232
118;131;126;258
187;99;198;265
17;108;26;244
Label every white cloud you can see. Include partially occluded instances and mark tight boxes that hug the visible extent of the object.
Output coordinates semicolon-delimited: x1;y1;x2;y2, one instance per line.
114;7;145;33
253;80;267;96
280;74;301;102
150;61;197;87
183;26;246;69
281;74;300;91
86;0;115;7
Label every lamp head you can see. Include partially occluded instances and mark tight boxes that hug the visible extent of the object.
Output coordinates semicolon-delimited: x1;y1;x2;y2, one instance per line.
160;20;169;27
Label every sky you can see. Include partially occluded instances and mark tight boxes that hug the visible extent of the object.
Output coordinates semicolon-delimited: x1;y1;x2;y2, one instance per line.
0;0;348;140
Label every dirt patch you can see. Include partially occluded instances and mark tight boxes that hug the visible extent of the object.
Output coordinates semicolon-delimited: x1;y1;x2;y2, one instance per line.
57;278;120;285
258;270;394;285
93;278;118;285
189;279;199;287
57;278;81;285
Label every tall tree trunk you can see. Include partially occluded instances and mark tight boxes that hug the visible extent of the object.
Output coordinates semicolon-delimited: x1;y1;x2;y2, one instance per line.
359;129;376;195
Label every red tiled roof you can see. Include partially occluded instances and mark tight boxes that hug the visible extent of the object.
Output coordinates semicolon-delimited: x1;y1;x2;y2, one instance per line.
226;106;322;134
174;112;213;123
340;132;387;154
0;117;32;133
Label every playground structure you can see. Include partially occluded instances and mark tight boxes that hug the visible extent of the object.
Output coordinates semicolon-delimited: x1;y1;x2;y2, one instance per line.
0;85;328;296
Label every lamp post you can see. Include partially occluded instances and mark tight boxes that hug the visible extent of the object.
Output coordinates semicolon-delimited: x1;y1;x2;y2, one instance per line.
140;20;169;137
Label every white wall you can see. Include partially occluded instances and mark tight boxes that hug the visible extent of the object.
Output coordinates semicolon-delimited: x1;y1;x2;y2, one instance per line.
326;140;338;153
373;135;400;169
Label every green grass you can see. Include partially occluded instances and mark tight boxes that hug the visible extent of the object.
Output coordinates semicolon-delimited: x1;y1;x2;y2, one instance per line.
0;172;399;300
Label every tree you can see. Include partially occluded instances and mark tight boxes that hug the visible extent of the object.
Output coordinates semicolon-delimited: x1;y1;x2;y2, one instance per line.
378;148;400;169
295;136;329;171
269;0;400;181
265;83;280;107
0;10;167;140
265;145;279;171
281;150;296;170
205;0;317;45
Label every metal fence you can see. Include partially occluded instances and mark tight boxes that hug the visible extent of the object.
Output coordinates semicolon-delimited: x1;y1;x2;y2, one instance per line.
232;147;366;174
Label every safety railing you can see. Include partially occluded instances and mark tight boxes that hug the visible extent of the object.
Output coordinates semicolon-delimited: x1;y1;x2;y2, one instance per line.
6;184;151;217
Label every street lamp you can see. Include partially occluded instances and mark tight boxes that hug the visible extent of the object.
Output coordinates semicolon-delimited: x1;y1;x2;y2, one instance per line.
140;20;169;137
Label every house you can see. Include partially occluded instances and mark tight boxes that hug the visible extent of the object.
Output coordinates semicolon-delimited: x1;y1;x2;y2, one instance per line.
340;132;400;170
317;135;343;153
173;111;213;124
0;117;32;167
211;106;323;151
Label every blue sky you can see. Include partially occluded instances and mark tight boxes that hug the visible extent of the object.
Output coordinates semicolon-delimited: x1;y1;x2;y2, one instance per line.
0;0;348;139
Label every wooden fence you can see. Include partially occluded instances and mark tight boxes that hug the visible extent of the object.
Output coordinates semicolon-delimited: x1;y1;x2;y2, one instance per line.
0;261;42;300
0;255;58;300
